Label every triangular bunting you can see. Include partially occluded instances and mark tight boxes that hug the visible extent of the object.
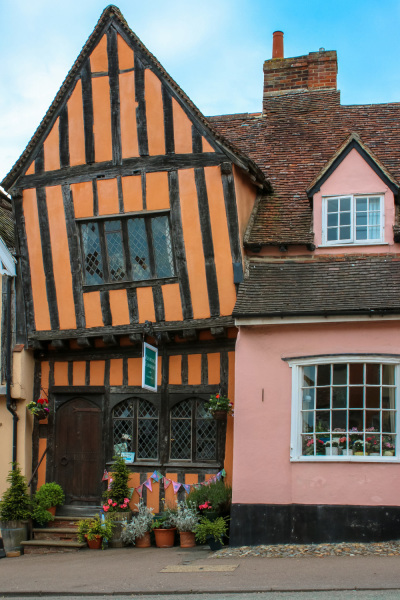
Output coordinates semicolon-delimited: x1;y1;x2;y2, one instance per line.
102;469;108;481
221;469;226;478
182;483;191;494
143;478;153;492
151;470;160;482
136;485;143;498
172;481;181;494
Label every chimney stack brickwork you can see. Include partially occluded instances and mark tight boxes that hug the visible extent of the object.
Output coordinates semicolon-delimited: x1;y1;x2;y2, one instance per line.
263;50;338;104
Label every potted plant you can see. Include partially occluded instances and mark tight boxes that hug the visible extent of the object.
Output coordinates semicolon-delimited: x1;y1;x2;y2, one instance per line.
170;502;200;548
339;436;352;456
77;515;115;549
367;435;381;456
383;436;395;456
0;463;31;553
352;440;365;455
26;397;49;420
325;439;340;456
205;393;233;420
122;500;154;548
195;516;228;551
153;508;177;548
31;502;55;528
187;480;232;520
102;456;132;547
35;482;65;516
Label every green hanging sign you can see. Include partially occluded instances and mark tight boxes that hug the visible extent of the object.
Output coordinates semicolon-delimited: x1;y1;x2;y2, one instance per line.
142;342;158;392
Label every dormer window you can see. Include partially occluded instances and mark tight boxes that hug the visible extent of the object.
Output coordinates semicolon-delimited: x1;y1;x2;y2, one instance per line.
323;195;384;245
78;212;175;287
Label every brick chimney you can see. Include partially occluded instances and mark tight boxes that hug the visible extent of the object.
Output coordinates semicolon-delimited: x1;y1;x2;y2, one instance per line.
263;33;337;109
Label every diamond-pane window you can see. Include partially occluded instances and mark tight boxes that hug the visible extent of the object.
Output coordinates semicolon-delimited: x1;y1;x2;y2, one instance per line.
152;216;174;278
170;399;217;462
81;223;104;284
127;218;151;281
105;221;127;282
112;398;159;460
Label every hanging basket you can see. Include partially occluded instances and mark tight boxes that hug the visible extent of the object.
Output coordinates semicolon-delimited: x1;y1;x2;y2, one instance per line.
34;409;49;421
211;410;228;421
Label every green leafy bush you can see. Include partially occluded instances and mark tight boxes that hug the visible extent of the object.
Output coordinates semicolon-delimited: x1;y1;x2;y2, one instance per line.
0;463;31;522
77;515;115;543
31;502;55;526
170;501;200;533
195;516;228;545
122;500;154;544
186;480;232;517
102;456;131;513
35;482;65;508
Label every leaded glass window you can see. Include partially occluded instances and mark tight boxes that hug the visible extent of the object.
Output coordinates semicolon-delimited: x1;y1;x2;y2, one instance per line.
170;399;217;462
79;213;175;286
112;398;159;460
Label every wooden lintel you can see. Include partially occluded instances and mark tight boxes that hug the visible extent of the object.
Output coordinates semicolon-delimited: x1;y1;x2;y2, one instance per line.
182;329;197;341
77;337;93;348
129;333;142;344
210;326;226;338
32;340;45;350
52;339;67;349
103;335;118;346
160;331;172;343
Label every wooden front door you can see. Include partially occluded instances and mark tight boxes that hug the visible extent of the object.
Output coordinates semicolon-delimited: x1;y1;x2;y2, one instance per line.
54;398;103;505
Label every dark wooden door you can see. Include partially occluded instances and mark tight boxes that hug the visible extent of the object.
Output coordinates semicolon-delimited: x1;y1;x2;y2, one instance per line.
54;398;103;505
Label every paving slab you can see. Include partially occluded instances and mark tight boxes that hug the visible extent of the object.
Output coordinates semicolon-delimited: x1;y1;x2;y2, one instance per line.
1;546;400;595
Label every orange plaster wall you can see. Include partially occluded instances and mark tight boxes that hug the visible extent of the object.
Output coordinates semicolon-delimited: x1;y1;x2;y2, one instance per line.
145;474;160;512
73;362;86;386
233;164;258;244
26;161;35;176
158;356;162;386
109;289;130;326
145;69;165;156
161;284;183;322
117;34;134;70
90;35;108;73
98;178;119;215
110;359;123;386
202;137;215;153
43;118;60;172
23;189;51;330
83;292;104;328
46;186;77;330
41;361;50;395
129;472;141;507
92;76;112;163
204;166;236;315
179;169;210;318
90;361;105;385
169;355;182;384
127;358;141;386
207;353;220;384
165;473;177;507
54;362;69;386
37;438;47;489
71;181;93;218
119;71;139;159
137;287;156;322
146;172;169;210
172;98;192;154
122;175;142;212
68;80;86;166
188;354;201;385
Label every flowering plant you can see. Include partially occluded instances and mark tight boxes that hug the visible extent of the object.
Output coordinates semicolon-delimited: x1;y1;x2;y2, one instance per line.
352;439;365;452
205;394;233;416
383;435;395;451
304;437;325;455
27;397;49;417
199;501;213;511
103;496;130;513
122;500;154;544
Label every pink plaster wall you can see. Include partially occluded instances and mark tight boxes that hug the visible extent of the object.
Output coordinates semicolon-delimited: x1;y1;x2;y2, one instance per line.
259;148;398;258
233;321;400;507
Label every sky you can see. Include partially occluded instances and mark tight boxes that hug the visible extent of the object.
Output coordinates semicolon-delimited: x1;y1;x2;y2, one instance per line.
1;0;400;180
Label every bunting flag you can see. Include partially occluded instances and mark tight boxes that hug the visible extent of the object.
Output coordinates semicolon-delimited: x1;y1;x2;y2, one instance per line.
143;479;153;492
136;485;143;498
163;478;171;490
102;470;109;481
151;470;160;482
182;483;191;494
107;476;114;490
172;481;181;494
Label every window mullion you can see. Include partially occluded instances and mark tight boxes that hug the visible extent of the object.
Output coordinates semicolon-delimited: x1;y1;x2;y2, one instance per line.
192;400;197;462
98;221;110;282
121;219;133;280
145;217;157;278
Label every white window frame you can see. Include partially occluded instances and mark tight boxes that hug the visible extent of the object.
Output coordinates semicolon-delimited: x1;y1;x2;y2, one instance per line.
289;355;400;462
322;194;384;246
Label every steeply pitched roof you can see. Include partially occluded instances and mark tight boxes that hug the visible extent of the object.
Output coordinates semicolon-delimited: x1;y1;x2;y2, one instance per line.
2;5;268;192
234;256;400;318
210;90;400;247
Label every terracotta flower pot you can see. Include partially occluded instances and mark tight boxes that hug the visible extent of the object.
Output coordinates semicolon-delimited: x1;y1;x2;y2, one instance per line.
48;506;56;516
86;535;102;549
154;527;176;548
135;532;151;548
179;531;196;548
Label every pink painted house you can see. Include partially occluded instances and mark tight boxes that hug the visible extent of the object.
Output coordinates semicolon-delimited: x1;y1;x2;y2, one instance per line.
211;34;400;543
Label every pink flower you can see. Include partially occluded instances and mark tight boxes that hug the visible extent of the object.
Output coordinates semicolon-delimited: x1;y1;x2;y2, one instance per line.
112;502;117;507
108;499;112;505
120;504;127;509
124;498;129;504
103;506;109;512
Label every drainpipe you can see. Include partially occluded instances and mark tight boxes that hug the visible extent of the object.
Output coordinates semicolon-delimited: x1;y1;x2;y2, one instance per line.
5;275;18;467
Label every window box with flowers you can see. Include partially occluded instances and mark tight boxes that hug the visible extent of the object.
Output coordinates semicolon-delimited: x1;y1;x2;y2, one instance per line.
289;356;399;461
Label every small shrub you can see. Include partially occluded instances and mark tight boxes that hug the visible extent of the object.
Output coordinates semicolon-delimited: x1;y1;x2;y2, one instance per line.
170;501;200;533
102;456;131;513
35;482;65;508
31;502;55;526
153;506;177;529
0;463;31;522
77;515;115;543
195;516;228;545
187;480;232;516
122;500;154;545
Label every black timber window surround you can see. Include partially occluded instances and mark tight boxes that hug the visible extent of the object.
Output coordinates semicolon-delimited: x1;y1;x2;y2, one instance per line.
111;396;219;466
79;212;175;288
